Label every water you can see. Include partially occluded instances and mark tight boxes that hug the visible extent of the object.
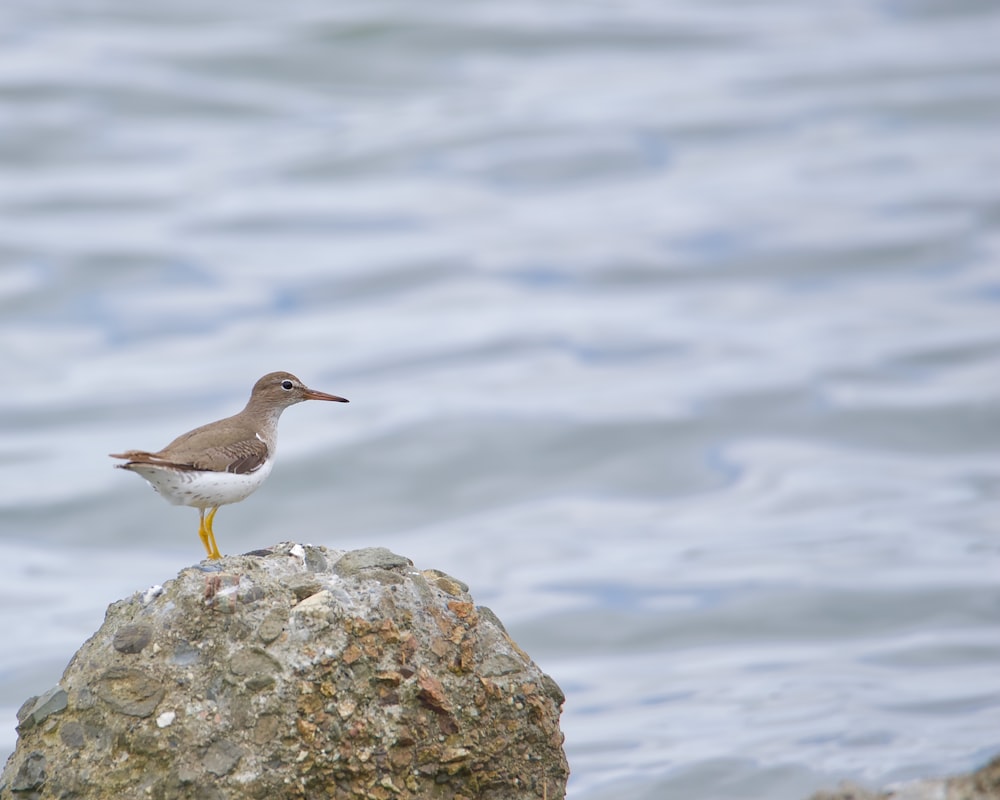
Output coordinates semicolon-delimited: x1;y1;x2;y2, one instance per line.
2;1;1000;797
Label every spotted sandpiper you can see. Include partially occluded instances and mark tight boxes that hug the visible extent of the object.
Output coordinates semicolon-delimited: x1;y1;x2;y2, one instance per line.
111;371;348;560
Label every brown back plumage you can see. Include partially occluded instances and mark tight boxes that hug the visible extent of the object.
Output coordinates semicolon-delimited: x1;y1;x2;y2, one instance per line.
110;371;348;475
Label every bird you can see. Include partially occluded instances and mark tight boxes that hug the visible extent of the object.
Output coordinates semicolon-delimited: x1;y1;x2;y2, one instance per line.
110;371;348;560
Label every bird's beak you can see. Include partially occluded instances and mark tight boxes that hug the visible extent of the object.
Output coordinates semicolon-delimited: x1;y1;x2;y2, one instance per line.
303;388;349;403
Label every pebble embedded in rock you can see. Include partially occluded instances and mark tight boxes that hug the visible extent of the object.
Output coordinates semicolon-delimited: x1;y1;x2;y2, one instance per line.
203;740;243;777
333;546;412;576
16;686;68;732
94;667;165;718
112;623;153;654
285;573;323;602
58;720;85;749
256;607;286;644
9;751;45;793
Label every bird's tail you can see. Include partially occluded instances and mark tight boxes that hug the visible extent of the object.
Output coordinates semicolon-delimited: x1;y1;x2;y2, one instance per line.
109;450;157;461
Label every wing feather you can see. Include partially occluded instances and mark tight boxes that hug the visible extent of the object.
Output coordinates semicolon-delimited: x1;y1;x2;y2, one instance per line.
110;436;268;474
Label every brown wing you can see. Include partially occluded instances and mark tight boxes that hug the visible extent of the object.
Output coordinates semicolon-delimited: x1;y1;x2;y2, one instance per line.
109;435;269;474
218;438;269;474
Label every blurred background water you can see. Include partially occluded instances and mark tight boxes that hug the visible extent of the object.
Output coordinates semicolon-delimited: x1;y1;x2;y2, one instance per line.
1;0;1000;797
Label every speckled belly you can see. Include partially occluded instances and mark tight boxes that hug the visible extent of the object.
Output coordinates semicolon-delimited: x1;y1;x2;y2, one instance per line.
127;460;274;509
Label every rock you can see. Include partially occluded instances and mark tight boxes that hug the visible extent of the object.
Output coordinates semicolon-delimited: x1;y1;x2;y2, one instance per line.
93;666;165;717
8;752;44;793
333;546;411;576
203;740;243;777
808;754;1000;800
809;784;881;800
15;688;68;733
0;543;568;800
112;622;153;654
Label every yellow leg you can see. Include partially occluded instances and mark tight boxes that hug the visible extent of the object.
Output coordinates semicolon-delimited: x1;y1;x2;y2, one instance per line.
204;507;222;560
197;509;214;559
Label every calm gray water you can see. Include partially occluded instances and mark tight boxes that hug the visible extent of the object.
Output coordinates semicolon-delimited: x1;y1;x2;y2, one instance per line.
2;1;1000;797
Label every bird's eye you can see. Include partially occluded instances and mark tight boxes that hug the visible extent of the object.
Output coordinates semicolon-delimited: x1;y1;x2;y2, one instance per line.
281;380;293;390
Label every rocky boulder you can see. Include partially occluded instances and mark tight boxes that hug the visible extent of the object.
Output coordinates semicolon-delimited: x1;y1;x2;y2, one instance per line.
0;543;569;800
809;755;1000;800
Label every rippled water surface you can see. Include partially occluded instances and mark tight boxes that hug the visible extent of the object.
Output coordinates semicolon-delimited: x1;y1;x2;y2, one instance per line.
2;1;1000;797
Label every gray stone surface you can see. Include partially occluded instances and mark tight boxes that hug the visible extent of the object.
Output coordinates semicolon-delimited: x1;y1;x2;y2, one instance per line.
0;543;568;800
15;688;68;733
809;754;1000;800
333;546;412;576
112;622;153;654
